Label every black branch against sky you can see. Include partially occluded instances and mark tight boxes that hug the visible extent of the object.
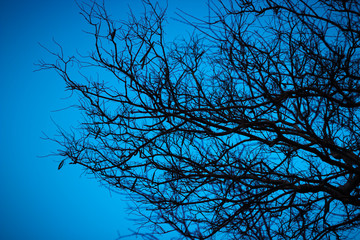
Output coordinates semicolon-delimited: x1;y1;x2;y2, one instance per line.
39;0;360;239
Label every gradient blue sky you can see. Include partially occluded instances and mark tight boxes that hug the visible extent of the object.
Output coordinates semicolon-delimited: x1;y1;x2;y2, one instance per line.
0;0;207;239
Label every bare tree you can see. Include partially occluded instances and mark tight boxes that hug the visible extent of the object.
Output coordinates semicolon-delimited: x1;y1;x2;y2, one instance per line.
39;0;360;239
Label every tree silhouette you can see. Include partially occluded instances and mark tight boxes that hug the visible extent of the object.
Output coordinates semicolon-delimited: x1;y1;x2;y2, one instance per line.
40;0;360;239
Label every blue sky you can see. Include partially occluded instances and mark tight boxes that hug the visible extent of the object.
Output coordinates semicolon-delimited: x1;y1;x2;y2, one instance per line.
0;0;207;239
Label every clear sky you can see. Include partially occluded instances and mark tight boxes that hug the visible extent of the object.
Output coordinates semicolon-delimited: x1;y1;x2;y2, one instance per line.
0;0;208;239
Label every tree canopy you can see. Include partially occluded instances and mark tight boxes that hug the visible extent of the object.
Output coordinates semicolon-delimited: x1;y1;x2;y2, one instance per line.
40;0;360;239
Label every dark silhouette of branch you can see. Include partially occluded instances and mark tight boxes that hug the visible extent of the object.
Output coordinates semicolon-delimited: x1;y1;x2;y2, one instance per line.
40;0;360;239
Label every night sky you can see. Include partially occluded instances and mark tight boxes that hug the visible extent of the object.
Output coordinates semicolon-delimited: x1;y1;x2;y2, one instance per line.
0;0;207;239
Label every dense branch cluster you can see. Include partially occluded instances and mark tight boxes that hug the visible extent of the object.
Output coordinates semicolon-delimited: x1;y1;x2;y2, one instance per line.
40;0;360;239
